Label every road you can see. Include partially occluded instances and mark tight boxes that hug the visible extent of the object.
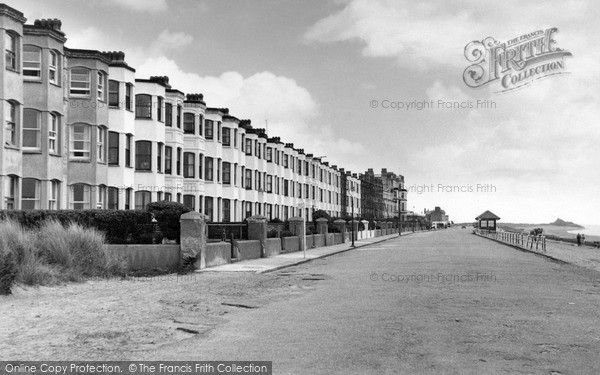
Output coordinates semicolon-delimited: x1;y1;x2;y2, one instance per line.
137;229;600;374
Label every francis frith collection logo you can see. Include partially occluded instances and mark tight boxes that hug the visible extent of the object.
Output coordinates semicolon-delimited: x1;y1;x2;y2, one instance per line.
463;28;572;92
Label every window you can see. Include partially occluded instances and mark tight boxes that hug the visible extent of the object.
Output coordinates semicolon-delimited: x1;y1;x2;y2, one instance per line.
234;129;237;147
205;120;214;139
176;147;181;175
23;109;40;150
222;162;231;185
97;72;105;100
177;104;182;128
245;138;252;155
245;169;252;190
70;184;90;209
222;199;231;222
223;127;231;146
164;193;171;202
241;135;245;152
135;191;151;210
4;175;17;209
275;150;279;164
5;102;16;146
70;68;90;96
283;154;289;168
70;124;90;159
108;131;119;165
165;103;172;127
125;134;132;167
198;153;203;179
97;185;106;209
183;195;195;211
108;187;119;209
198;115;203;136
254;140;260;158
23;45;41;79
97;127;106;162
165;146;172;174
157;97;163;122
21;178;40;209
183;113;194;134
184;152;195;178
49;51;58;84
255;171;261;191
125;83;132;111
109;80;119;107
125;188;132;209
48;114;58;153
135;94;152;118
205;197;214;221
267;175;273;193
157;142;163;173
5;33;16;70
266;147;273;162
284;180;289;196
135;141;152;170
217;122;221;142
205;157;213;181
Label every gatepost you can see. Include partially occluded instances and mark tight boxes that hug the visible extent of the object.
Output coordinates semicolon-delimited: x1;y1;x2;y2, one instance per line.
316;217;328;234
334;219;347;242
288;217;305;253
247;215;268;258
180;212;208;269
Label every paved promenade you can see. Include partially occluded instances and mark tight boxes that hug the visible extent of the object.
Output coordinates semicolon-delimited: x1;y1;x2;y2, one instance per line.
201;232;409;273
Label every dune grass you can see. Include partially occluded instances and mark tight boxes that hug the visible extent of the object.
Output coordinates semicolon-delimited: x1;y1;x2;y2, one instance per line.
0;218;126;295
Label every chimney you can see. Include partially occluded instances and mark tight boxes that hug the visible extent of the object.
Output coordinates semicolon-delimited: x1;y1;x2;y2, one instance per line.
34;18;62;31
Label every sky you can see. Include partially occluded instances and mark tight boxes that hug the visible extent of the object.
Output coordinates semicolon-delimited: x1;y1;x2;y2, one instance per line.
9;0;600;224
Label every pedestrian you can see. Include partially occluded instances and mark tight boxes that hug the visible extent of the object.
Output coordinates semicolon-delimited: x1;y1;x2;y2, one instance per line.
576;233;581;246
581;234;586;246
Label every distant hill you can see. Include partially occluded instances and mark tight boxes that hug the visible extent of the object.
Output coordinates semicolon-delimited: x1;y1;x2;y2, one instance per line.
550;218;584;228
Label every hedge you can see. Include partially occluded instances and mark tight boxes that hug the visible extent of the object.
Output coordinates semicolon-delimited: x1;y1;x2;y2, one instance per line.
0;210;157;244
147;201;191;243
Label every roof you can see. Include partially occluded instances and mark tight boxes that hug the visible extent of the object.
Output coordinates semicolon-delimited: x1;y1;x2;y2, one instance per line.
475;210;501;220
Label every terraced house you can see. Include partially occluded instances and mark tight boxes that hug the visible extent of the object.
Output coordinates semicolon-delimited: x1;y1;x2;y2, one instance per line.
0;4;408;222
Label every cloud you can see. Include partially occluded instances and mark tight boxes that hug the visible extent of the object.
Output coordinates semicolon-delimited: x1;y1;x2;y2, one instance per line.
102;0;168;13
136;57;365;165
149;30;194;54
304;0;596;70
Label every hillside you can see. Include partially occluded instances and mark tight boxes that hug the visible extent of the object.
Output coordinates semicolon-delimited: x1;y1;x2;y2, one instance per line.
550;218;584;228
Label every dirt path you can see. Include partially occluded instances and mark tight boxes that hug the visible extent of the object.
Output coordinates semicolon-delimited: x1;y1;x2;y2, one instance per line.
0;270;319;359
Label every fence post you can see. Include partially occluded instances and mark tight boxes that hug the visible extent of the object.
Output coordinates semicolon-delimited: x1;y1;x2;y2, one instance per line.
247;215;268;258
180;212;208;269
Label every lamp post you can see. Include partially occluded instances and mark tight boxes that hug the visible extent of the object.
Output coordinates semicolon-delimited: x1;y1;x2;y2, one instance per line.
347;184;356;247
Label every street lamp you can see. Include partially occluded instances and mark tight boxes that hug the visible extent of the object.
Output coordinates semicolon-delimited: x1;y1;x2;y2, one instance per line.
347;184;356;247
392;187;401;237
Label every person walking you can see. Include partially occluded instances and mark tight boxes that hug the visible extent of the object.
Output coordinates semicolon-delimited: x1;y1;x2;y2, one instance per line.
577;233;581;246
581;234;586;246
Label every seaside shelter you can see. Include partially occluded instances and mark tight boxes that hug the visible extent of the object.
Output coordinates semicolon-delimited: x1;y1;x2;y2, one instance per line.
476;210;500;231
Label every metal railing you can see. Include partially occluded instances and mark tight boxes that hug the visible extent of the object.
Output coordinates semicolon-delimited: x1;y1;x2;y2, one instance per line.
475;229;546;253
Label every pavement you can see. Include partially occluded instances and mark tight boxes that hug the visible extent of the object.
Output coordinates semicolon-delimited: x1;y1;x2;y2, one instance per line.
200;232;421;273
147;228;600;374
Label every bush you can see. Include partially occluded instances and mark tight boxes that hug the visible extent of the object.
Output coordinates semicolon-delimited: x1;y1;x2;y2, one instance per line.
281;230;294;237
312;210;331;222
269;217;283;224
147;201;191;242
267;229;280;238
0;210;154;244
0;246;18;295
0;218;126;288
